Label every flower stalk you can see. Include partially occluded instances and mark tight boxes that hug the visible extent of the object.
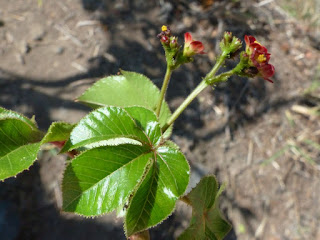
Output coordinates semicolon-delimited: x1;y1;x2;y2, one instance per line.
159;29;274;134
162;79;207;132
205;50;229;83
156;26;205;119
156;66;172;117
162;50;231;132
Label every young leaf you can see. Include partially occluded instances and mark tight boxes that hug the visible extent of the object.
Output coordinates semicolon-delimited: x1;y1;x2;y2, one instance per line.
124;106;161;145
62;144;152;216
178;176;231;240
41;121;75;144
63;106;161;151
0;107;38;130
76;70;171;130
125;144;190;237
0;110;43;180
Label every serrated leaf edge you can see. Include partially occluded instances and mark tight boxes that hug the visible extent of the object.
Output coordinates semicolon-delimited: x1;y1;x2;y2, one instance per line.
0;107;40;130
61;146;153;217
0;142;41;181
63;106;162;152
179;175;231;240
41;121;75;145
124;146;190;237
76;70;172;129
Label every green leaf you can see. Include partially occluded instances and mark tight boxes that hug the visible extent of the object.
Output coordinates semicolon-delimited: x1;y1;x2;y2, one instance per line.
124;106;161;146
125;144;190;237
0;111;43;180
62;144;152;216
0;142;41;180
41;122;75;144
178;176;231;240
76;70;171;130
63;106;161;151
0;107;38;130
62;106;167;216
60;105;189;234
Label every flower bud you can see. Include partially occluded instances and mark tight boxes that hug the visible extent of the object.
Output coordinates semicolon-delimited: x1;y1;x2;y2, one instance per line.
223;32;233;45
158;25;173;46
170;36;179;49
158;26;205;69
230;37;242;54
220;31;242;57
160;35;169;45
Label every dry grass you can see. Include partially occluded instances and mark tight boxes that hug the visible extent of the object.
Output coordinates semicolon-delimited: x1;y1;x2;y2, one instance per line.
278;0;320;34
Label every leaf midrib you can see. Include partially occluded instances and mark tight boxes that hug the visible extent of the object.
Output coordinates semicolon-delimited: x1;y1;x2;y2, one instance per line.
130;162;157;233
63;150;152;210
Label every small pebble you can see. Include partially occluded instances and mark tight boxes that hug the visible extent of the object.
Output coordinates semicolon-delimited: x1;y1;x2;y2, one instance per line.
55;46;65;55
16;53;25;65
18;41;31;54
5;32;14;43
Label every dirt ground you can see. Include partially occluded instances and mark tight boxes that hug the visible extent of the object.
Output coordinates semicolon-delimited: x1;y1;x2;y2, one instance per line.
0;0;320;239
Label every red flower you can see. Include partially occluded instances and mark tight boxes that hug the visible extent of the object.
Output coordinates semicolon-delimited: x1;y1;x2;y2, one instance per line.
244;35;275;83
183;32;205;57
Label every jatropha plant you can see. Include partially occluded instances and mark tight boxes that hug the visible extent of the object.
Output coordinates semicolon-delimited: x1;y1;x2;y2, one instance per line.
0;26;274;239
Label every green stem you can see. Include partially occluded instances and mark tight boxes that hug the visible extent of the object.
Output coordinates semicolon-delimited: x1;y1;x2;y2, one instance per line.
162;79;208;132
156;66;172;117
205;50;229;80
162;51;230;132
207;70;233;85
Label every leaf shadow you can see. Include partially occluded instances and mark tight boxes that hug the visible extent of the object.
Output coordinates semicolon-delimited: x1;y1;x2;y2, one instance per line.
0;1;285;239
0;159;125;240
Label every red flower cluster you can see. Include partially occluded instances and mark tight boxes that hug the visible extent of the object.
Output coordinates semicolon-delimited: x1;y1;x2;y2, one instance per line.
244;35;275;83
157;26;205;68
157;25;180;50
157;25;171;45
183;32;205;57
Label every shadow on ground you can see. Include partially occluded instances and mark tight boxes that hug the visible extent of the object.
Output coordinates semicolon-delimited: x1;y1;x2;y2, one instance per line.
0;0;304;239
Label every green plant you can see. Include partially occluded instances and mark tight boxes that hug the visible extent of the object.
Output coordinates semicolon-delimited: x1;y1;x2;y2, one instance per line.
0;26;275;239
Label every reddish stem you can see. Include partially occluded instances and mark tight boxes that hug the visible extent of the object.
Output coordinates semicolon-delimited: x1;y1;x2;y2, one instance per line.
50;141;77;158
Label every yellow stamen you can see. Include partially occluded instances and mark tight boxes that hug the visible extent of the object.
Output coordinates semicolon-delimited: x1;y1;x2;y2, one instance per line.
161;25;168;32
254;40;261;45
258;54;266;63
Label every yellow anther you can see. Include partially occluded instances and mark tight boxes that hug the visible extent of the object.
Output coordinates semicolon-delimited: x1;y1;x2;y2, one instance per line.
161;25;168;32
258;54;266;63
